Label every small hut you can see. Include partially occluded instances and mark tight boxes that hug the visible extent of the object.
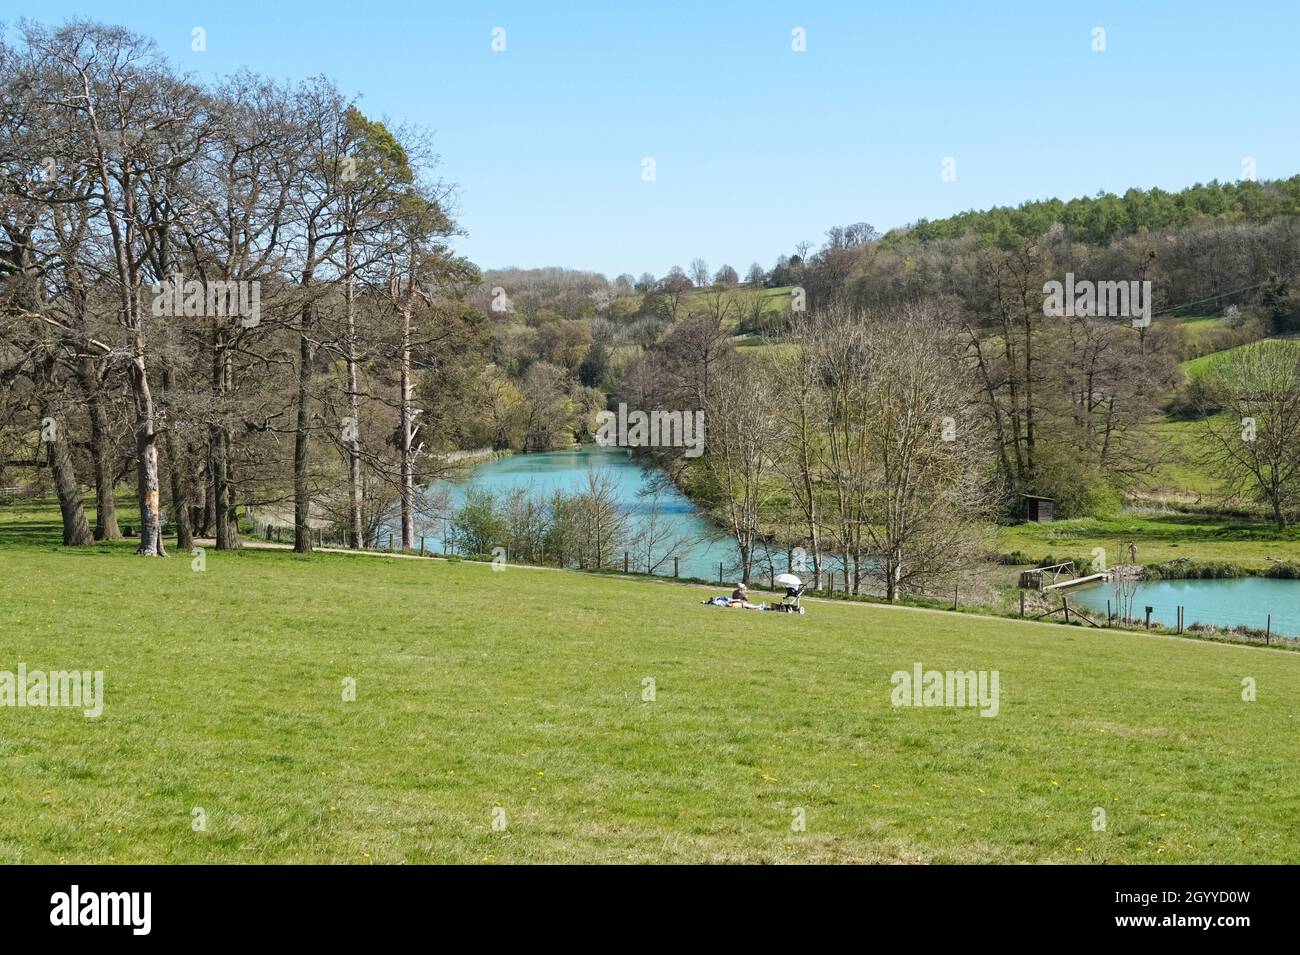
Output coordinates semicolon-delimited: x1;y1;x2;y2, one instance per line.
1021;494;1055;522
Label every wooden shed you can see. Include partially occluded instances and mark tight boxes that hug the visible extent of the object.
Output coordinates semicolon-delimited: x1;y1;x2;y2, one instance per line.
1021;494;1055;522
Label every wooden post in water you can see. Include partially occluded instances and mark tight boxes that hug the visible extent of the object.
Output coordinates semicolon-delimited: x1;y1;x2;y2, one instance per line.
1107;599;1112;626
1266;614;1271;645
719;561;723;585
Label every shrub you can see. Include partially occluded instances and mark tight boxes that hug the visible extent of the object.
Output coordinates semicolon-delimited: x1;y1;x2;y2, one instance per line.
1264;562;1300;579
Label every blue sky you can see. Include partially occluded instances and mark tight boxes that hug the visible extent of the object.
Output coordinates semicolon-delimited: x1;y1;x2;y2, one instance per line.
16;1;1300;277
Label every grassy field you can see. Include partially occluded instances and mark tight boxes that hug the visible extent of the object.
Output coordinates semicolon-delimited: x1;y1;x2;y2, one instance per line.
2;506;1299;863
1141;333;1297;500
996;510;1300;569
1165;314;1224;355
1180;336;1300;380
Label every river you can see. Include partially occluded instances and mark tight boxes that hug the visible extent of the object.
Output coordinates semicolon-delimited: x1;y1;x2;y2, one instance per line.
429;450;1300;634
424;446;746;581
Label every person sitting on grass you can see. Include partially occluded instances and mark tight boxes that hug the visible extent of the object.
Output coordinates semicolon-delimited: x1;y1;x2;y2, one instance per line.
729;582;760;609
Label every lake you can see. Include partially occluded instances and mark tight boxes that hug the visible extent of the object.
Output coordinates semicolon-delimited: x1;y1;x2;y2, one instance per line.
1069;576;1300;637
427;451;1300;633
424;446;747;581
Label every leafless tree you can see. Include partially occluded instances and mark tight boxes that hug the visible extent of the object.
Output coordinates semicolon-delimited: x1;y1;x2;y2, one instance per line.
689;257;709;289
1199;342;1300;528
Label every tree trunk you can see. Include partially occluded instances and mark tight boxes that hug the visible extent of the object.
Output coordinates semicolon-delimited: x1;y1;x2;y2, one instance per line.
293;299;314;554
399;302;415;550
128;354;166;557
210;325;240;550
76;358;121;541
38;373;93;547
160;362;193;550
345;235;364;549
192;459;211;538
886;551;903;602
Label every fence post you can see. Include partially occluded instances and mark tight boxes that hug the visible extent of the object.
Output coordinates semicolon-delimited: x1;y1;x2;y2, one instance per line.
1144;606;1152;629
1107;599;1112;626
1020;591;1026;617
1266;614;1271;645
623;551;629;574
1062;595;1070;624
420;537;426;557
952;585;958;611
673;557;679;579
719;561;723;585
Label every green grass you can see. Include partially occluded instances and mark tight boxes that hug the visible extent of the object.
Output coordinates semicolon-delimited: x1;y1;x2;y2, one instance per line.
1180;337;1300;380
997;511;1300;569
1165;314;1225;355
2;509;1299;863
1147;417;1220;497
608;284;794;332
1147;338;1300;499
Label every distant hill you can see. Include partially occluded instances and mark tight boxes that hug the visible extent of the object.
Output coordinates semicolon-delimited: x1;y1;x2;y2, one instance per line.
885;175;1300;247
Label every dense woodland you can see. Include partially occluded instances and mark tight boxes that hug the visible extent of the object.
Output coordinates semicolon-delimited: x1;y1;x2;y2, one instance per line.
5;20;1300;598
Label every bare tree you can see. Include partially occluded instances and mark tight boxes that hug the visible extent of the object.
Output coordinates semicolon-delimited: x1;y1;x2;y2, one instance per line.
699;352;785;581
1199;342;1300;528
689;257;709;289
770;317;827;587
854;303;997;600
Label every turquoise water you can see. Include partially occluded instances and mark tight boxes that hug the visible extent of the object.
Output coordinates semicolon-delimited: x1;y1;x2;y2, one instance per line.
1069;576;1300;637
424;447;746;580
431;451;1300;632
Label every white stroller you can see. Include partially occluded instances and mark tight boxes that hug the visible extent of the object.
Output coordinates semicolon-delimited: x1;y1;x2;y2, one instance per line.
767;573;807;614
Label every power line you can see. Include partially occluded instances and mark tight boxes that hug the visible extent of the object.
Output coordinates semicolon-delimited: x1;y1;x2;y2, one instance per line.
1153;279;1279;317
